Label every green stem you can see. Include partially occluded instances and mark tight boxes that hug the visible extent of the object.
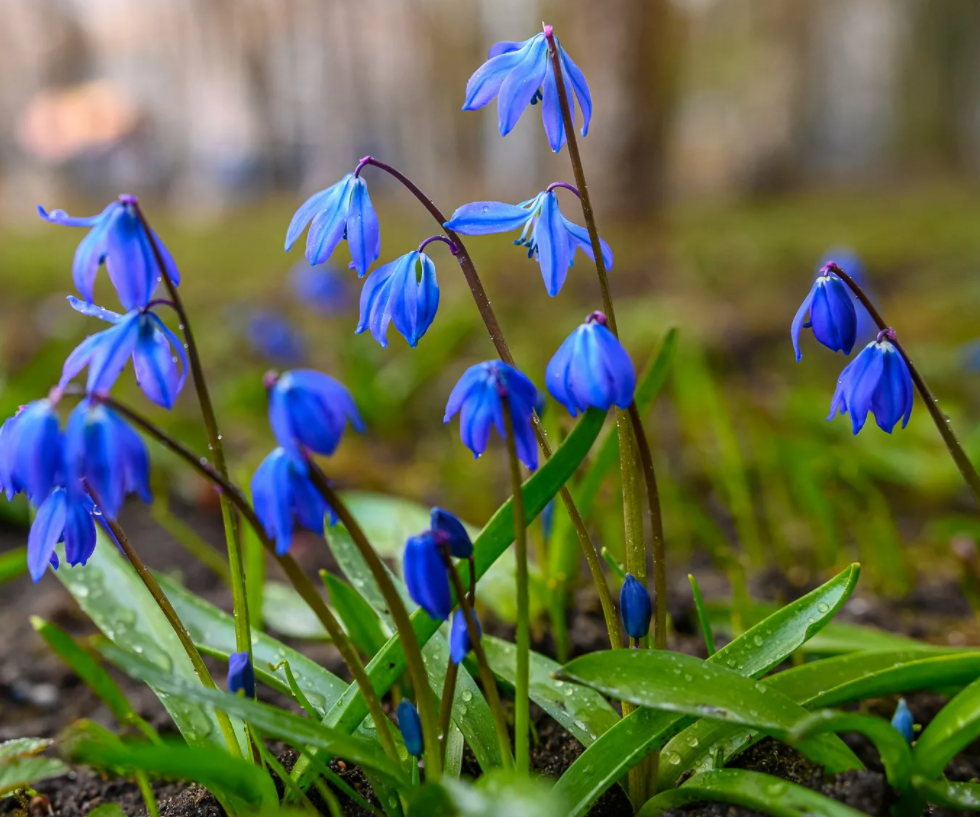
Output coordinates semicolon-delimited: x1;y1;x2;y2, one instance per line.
437;660;459;763
136;772;160;817
305;461;443;779
501;397;530;774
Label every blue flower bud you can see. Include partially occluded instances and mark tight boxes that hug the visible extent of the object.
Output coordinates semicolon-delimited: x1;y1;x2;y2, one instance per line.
27;488;97;583
792;271;857;361
620;573;652;640
356;251;439;348
431;507;472;558
397;699;423;757
828;338;913;434
227;651;255;698
2;400;63;502
891;698;913;745
403;532;452;621
450;609;482;666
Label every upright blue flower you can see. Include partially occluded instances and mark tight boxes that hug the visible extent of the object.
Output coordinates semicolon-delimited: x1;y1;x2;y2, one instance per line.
251;448;336;555
356;251;439;348
267;370;364;465
38;196;180;311
444;361;539;471
60;298;188;409
547;313;636;415
444;188;612;296
403;531;452;621
27;488;97;583
397;699;423;757
450;609;482;666
1;400;62;502
828;338;913;434
462;27;592;153
285;173;380;277
891;698;914;745
620;573;652;640
227;652;256;698
64;399;151;520
791;269;857;361
290;261;348;315
431;507;472;559
246;310;308;365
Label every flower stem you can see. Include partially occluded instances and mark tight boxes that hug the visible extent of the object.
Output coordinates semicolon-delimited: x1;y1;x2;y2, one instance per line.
500;397;530;774
304;461;443;779
828;263;980;507
129;202;252;666
437;663;459;763
96;396;402;766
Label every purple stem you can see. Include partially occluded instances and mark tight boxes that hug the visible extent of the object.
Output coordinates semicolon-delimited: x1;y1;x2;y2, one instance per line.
417;235;458;255
546;181;581;198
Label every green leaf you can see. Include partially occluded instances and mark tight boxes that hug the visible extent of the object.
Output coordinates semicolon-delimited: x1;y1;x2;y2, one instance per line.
0;546;27;585
552;563;860;817
688;574;716;655
637;769;868;817
262;581;330;640
322;571;388;656
0;757;68;797
0;739;51;761
480;636;619;747
912;776;980;810
86;805;126;817
913;673;980;778
341;491;455;557
409;770;568;817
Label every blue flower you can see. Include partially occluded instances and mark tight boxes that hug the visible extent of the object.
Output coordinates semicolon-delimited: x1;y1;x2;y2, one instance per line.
444;189;612;296
444;361;539;471
791;271;857;361
891;698;914;745
267;370;364;465
817;249;876;344
356;251;439;348
620;573;652;640
462;28;591;153
431;507;472;559
246;310;308;365
60;298;188;409
64;399;151;520
285;173;380;277
290;261;348;315
450;609;482;666
403;531;452;621
397;699;423;757
27;488;97;583
0;400;62;502
251;447;336;555
227;652;256;698
828;338;913;434
546;313;636;415
38;196;180;311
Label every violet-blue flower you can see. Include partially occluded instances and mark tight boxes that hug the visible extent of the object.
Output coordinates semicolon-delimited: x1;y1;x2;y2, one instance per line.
251;447;336;555
818;249;876;343
267;369;364;465
38;196;180;311
791;268;857;361
246;310;308;365
1;400;62;502
546;312;636;415
397;699;423;757
285;172;379;277
403;531;452;621
828;336;913;434
290;261;348;315
891;698;914;745
27;487;97;583
444;187;612;296
356;250;439;348
431;507;472;559
444;361;539;471
462;27;591;153
227;651;256;698
620;573;652;640
60;298;188;409
449;609;481;666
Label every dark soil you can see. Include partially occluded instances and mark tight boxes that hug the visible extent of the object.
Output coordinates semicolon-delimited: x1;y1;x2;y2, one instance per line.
2;504;980;817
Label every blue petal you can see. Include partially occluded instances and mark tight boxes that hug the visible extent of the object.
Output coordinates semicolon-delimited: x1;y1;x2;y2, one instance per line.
113;412;152;504
104;206;156;310
595;326;637;409
444;201;534;236
559;47;593;137
72;220;113;304
403;532;452;621
290;466;329;537
65;402;123;520
459;379;499;459
534;193;571;296
388;253;421;347
450;609;481;665
60;334;104;392
872;344;913;433
791;284;816;362
397;699;423;757
306;176;355;265
133;315;187;409
562;218;614;270
463;38;536;111
444;365;486;423
67;296;123;324
86;315;141;396
285;185;335;251
545;332;577;413
497;37;549;136
415;253;440;345
14;402;62;502
540;63;565;152
488;40;525;59
346;177;381;278
843;343;885;434
63;494;97;566
37;204;112;229
431;507;472;558
28;489;67;582
357;259;398;348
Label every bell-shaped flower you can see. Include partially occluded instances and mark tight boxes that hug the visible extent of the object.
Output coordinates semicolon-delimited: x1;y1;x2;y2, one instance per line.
403;531;452;621
817;250;877;345
356;251;439;348
38;196;180;311
620;573;652;640
0;400;62;502
828;338;913;434
444;361;539;471
547;313;635;415
251;447;337;555
290;261;348;315
449;609;482;666
227;652;256;698
285;173;380;277
397;699;423;757
27;487;97;583
64;399;152;520
444;189;612;296
792;269;857;361
891;698;914;745
462;28;592;152
431;507;472;559
60;298;188;409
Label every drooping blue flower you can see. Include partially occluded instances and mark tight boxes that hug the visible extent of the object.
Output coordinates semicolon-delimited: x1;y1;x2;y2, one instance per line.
27;487;97;583
38;196;180;311
0;413;24;500
60;298;188;409
444;189;612;296
462;27;592;153
817;249;876;344
227;651;256;698
444;361;539;471
64;399;152;520
267;370;364;465
246;310;308;365
828;338;913;434
431;507;472;559
546;313;636;415
620;573;652;640
397;699;423;757
403;531;452;621
356;251;439;348
251;447;336;555
791;270;857;361
891;698;914;745
290;260;348;315
1;400;62;502
285;173;380;277
450;609;482;666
